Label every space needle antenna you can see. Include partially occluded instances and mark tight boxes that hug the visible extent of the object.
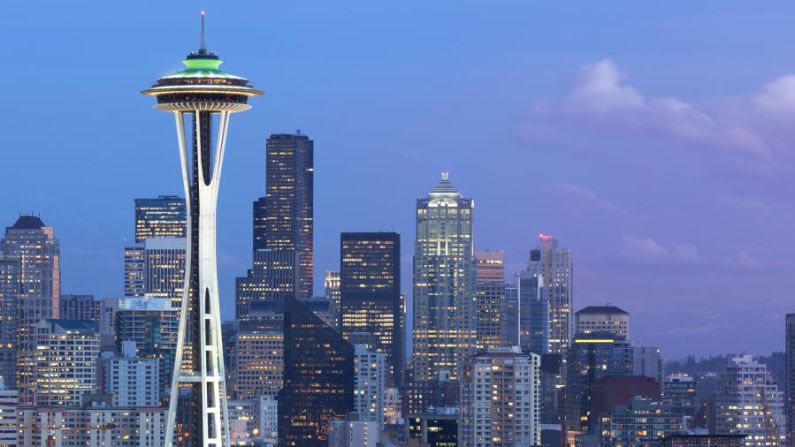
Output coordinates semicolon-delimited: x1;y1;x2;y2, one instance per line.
200;10;206;52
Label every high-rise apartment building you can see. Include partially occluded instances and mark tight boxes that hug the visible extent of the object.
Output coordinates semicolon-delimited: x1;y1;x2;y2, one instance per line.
255;133;314;299
715;355;785;447
412;173;476;412
340;232;402;387
19;405;165;447
0;378;17;447
474;250;504;350
528;234;572;356
353;344;387;429
1;215;60;403
0;260;18;389
134;195;186;242
278;297;354;446
460;347;541;447
575;305;629;340
33;319;99;407
101;341;160;407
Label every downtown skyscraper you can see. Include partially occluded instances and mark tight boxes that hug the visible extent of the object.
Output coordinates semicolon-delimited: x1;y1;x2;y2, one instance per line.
411;173;476;413
528;234;573;356
0;215;60;404
134;195;187;242
340;232;403;387
474;249;504;350
279;297;354;446
252;133;314;300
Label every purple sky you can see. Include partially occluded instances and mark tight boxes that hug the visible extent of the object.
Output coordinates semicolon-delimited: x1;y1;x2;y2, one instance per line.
1;1;794;358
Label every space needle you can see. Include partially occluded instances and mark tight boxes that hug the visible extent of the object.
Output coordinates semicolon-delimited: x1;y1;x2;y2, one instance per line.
142;12;262;447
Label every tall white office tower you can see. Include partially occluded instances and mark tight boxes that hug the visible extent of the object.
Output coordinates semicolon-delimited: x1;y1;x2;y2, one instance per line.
142;13;262;447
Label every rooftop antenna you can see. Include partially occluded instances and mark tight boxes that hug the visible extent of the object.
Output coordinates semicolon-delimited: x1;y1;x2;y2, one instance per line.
200;10;207;53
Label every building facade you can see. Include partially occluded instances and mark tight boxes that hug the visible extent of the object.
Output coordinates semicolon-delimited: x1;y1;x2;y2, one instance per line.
460;347;541;447
235;249;296;319
0;260;18;390
340;232;402;387
278;297;354;446
663;374;698;429
474;250;504;351
60;294;100;322
134;195;186;242
715;355;785;447
575;305;629;340
354;344;387;428
786;313;795;446
412;173;476;412
33;319;99;407
528;234;572;356
101;342;160;407
0;215;60;403
255;133;314;299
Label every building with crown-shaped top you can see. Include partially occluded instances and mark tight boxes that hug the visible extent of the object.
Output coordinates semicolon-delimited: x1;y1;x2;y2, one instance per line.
410;173;475;413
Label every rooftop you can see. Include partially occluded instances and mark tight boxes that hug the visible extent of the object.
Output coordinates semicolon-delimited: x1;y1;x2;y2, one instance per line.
576;305;629;315
9;215;45;230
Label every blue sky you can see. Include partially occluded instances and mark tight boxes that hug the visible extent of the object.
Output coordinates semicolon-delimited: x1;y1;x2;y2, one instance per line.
3;1;795;358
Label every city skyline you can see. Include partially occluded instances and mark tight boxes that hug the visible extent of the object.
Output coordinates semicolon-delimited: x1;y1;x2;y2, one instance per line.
4;2;795;359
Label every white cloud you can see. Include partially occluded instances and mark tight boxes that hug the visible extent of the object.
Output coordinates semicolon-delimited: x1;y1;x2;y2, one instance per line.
529;59;795;159
622;235;701;264
729;251;764;270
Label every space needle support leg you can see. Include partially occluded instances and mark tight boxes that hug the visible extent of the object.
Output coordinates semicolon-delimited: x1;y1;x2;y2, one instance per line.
165;110;193;447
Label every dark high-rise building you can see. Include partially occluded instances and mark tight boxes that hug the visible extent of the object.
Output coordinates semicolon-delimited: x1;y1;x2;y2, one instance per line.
408;408;459;447
235;249;296;319
517;271;547;355
258;133;314;299
59;294;100;322
134;195;186;242
502;283;519;346
786;314;795;446
663;374;698;429
252;196;268;251
278;297;354;446
0;215;60;403
474;250;504;351
0;260;18;387
325;270;341;329
340;232;402;387
563;335;635;440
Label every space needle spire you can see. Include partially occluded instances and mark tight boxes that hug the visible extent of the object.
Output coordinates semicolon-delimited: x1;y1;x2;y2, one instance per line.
142;12;263;447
